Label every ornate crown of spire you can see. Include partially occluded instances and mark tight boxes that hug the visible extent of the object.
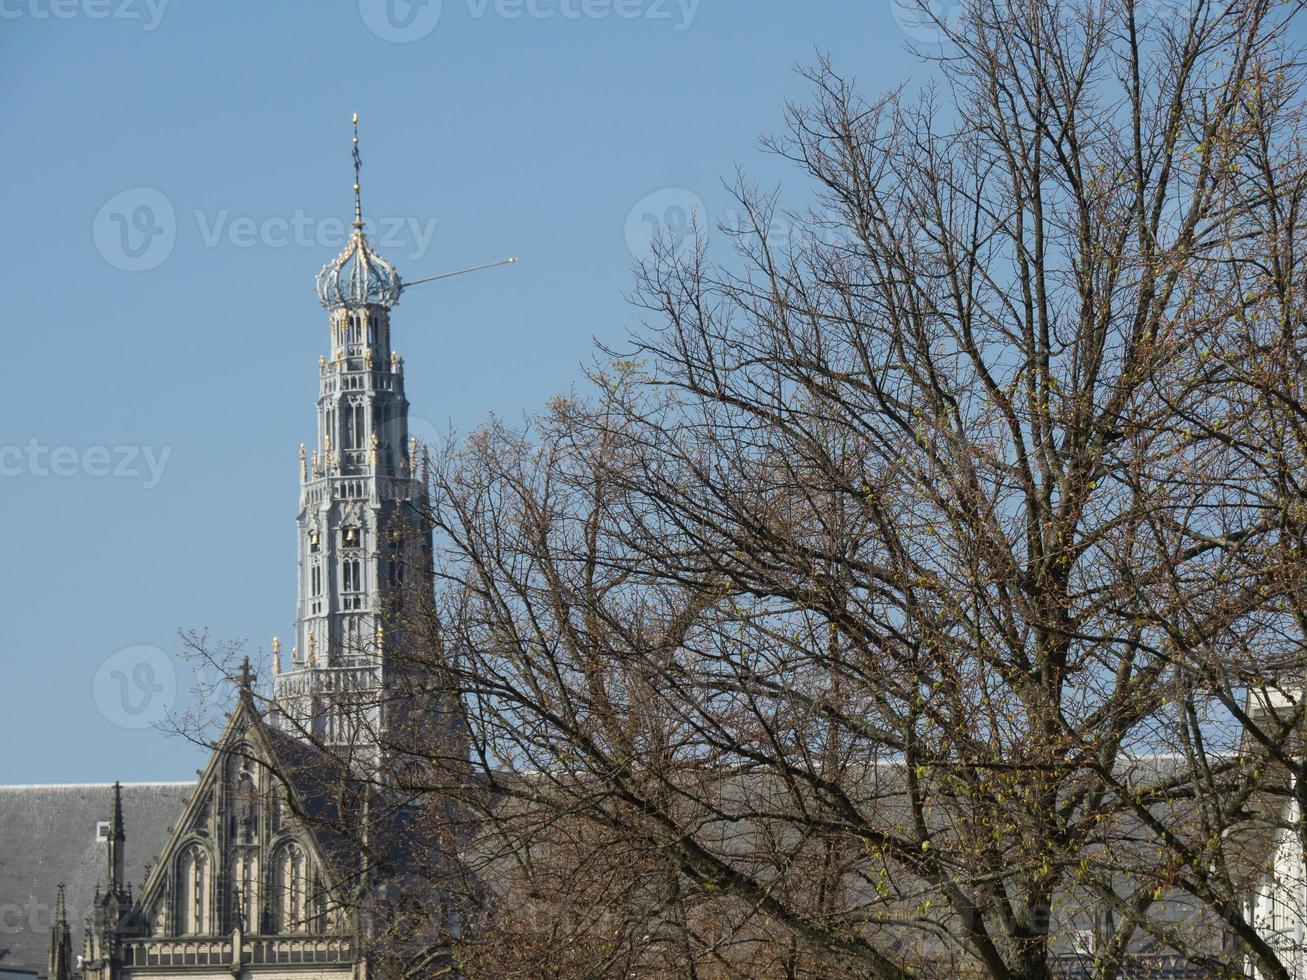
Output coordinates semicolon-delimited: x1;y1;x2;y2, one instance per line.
315;113;402;310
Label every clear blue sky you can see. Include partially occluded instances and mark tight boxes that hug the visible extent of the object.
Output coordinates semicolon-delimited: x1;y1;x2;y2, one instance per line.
0;0;934;782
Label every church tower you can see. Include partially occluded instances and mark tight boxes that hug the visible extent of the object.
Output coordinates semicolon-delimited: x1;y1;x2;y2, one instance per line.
272;117;434;767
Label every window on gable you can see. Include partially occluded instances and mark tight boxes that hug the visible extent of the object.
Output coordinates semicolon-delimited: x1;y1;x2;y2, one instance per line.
177;845;210;935
274;843;310;934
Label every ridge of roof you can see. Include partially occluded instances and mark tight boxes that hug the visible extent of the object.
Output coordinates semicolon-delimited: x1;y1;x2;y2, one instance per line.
0;789;194;794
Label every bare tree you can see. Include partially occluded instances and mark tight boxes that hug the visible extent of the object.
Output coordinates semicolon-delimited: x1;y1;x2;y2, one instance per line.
406;1;1307;977
162;2;1307;976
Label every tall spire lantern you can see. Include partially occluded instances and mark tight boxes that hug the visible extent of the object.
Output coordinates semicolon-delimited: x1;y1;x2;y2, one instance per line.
315;113;403;310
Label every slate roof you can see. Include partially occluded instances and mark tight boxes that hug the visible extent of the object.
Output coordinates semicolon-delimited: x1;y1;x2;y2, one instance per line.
252;712;428;887
468;757;1268;972
0;782;195;977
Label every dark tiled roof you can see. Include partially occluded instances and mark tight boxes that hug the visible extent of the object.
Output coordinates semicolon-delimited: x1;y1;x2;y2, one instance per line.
0;782;194;977
256;717;425;887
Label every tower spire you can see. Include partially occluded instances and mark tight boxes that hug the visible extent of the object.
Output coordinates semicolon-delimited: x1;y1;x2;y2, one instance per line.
352;111;363;230
48;883;72;980
107;781;125;894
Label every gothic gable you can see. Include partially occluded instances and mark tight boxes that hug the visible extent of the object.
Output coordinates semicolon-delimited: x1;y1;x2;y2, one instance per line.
135;698;348;939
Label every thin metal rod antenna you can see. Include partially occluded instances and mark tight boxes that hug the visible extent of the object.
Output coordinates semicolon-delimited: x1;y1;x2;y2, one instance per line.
403;256;519;288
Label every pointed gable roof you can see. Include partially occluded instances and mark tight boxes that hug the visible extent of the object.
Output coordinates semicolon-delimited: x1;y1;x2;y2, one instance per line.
134;696;366;920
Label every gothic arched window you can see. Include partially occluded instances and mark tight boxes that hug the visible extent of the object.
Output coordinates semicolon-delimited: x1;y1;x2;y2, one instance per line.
344;403;366;450
234;768;259;844
236;849;258;931
273;843;309;934
176;844;210;935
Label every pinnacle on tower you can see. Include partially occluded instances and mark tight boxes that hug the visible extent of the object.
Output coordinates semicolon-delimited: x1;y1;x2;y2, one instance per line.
48;882;72;980
107;782;125;896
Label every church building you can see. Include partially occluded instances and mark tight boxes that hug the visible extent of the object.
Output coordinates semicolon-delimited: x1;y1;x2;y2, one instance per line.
0;121;445;980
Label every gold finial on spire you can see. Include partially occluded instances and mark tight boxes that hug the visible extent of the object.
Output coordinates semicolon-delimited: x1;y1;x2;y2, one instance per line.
352;112;363;230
